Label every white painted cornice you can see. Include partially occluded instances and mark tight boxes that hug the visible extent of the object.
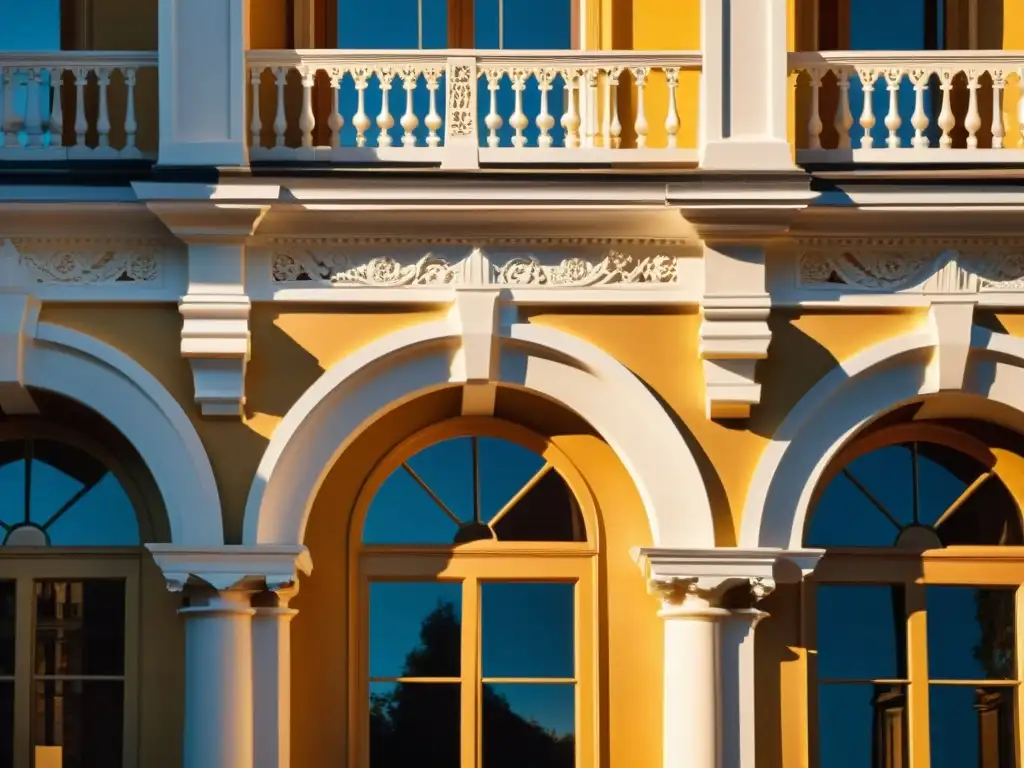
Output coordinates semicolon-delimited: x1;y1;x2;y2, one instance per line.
632;546;823;609
146;544;313;593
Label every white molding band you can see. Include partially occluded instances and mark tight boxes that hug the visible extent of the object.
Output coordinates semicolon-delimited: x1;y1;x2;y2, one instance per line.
740;325;1024;550
243;317;716;548
0;300;224;545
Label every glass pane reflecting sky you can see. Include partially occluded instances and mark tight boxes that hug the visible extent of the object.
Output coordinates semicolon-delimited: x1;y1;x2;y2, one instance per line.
0;0;59;51
481;582;574;678
817;585;906;680
369;582;462;678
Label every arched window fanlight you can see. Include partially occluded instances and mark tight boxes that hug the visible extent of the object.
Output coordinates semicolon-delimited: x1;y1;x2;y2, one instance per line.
807;435;1024;548
0;438;139;547
362;434;586;546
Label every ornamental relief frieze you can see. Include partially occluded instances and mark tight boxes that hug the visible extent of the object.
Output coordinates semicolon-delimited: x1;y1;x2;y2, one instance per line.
797;240;1024;294
1;238;168;286
265;241;686;288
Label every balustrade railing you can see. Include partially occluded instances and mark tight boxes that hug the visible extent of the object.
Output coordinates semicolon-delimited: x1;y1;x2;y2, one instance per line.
0;52;158;161
791;51;1024;162
247;49;701;167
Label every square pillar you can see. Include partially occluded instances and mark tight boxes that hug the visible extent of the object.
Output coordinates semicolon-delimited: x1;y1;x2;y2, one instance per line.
158;0;249;166
700;0;794;170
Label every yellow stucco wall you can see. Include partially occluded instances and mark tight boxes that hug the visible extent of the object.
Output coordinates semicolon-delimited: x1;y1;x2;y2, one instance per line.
35;300;971;767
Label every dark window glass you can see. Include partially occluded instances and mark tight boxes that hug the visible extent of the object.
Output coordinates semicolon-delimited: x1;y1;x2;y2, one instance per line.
481;582;574;679
929;685;1015;768
817;585;906;680
35;581;126;678
818;683;907;768
32;680;123;768
369;681;460;768
0;583;13;678
336;0;448;49
369;582;461;679
0;682;11;768
926;587;1015;681
363;466;459;545
0;0;60;50
482;684;574;768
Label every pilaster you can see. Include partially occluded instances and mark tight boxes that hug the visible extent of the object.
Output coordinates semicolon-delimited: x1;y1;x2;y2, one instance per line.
158;0;248;166
252;586;300;768
699;0;793;170
142;199;269;417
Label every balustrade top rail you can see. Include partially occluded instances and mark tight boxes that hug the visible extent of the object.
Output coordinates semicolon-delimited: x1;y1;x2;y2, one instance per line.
248;48;702;70
247;48;702;168
0;51;157;68
790;49;1024;162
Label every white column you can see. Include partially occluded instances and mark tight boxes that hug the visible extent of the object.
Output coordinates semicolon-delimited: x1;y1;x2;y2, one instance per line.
181;589;256;768
158;0;248;166
699;0;794;169
652;574;776;768
252;589;298;768
659;594;726;768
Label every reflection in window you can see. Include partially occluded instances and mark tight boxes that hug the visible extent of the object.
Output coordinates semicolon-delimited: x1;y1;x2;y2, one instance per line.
363;435;584;545
0;440;139;547
369;582;462;680
806;440;1022;549
817;585;906;681
32;581;126;768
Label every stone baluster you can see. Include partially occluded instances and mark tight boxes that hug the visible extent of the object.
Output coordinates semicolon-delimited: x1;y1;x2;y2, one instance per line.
124;68;139;156
328;68;345;149
375;67;395;148
964;68;981;149
299;67;315;150
96;67;112;151
24;68;44;149
250;68;263;149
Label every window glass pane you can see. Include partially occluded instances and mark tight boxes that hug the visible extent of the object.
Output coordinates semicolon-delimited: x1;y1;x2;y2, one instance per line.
337;0;448;49
44;474;139;546
492;470;584;542
477;437;546;523
481;582;574;678
369;582;461;679
926;587;1015;681
929;685;1015;768
405;437;475;523
33;680;124;768
0;682;11;768
0;0;60;50
817;585;906;679
35;581;126;677
849;0;929;50
501;0;572;49
482;684;574;767
0;582;13;678
369;681;459;767
844;445;914;527
915;443;984;528
806;471;901;547
818;683;907;768
0;442;26;529
363;466;459;545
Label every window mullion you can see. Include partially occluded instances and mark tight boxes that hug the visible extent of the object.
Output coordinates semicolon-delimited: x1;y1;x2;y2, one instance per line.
461;576;481;768
12;576;34;768
905;583;931;768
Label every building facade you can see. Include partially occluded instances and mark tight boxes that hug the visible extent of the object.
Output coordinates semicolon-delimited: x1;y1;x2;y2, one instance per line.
1;0;1023;766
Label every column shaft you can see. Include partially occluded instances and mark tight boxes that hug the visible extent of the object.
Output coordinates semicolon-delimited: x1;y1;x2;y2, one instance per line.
181;591;255;768
252;600;298;768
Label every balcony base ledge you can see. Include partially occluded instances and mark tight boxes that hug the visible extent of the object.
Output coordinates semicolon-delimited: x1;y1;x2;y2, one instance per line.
698;139;797;172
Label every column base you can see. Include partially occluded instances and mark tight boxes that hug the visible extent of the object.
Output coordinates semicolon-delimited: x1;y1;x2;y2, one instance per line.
699;139;796;171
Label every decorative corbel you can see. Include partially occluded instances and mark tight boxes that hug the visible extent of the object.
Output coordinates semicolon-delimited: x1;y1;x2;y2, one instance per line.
924;250;980;392
667;179;818;419
448;287;502;416
145;203;270;417
0;292;40;415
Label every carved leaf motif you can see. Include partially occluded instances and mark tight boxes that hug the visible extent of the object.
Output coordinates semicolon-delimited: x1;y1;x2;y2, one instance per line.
21;250;161;284
968;252;1024;290
447;65;475;137
271;252;456;287
799;251;931;290
497;252;677;286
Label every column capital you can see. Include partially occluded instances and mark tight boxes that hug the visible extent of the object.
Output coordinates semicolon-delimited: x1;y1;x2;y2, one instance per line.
633;546;824;612
147;544;313;594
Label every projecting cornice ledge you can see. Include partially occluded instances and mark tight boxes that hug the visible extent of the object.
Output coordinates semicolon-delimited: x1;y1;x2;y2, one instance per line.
668;178;819;419
146;544;313;593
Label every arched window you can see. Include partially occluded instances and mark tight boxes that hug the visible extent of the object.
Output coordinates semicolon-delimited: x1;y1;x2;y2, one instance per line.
351;418;597;768
805;423;1024;768
0;426;148;768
